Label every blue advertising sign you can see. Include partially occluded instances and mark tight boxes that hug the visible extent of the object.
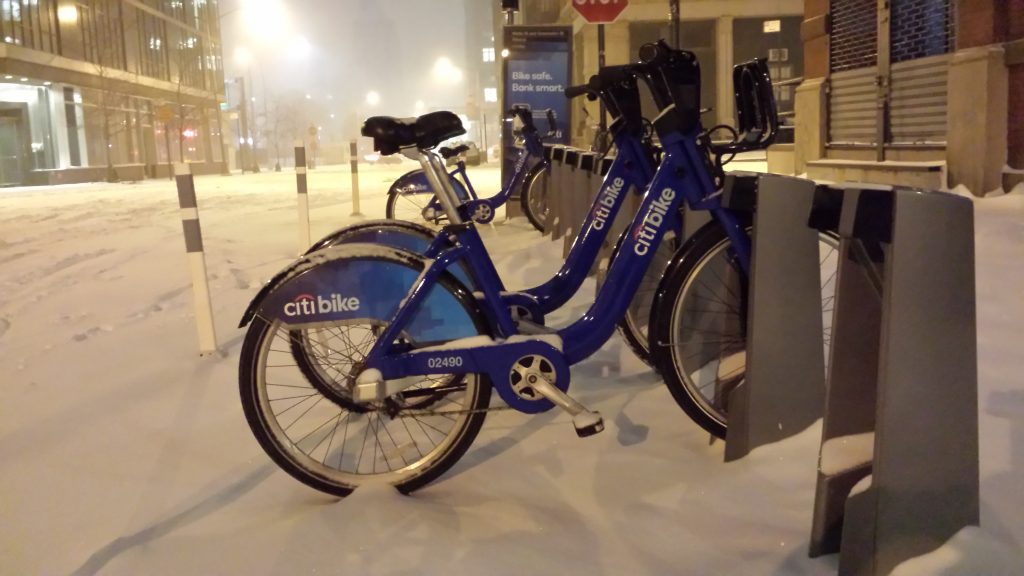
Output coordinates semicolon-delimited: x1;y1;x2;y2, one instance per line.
502;26;573;178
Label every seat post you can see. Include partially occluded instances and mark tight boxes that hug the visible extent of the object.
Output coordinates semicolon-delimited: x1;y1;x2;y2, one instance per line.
417;149;464;224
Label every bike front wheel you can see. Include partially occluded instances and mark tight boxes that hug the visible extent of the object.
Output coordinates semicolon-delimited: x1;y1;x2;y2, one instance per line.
239;248;492;496
650;223;839;438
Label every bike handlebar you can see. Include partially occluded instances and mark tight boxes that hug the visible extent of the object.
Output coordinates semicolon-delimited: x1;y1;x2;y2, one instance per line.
564;84;594;100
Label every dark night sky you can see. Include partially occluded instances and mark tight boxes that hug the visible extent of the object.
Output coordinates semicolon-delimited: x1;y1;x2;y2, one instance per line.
220;0;472;120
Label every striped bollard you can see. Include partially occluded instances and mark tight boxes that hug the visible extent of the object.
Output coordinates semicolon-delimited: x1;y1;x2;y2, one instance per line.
174;163;218;355
349;140;363;217
295;141;311;253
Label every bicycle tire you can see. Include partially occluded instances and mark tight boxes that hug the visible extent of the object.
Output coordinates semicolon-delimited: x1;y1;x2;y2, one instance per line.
386;188;445;226
520;162;550;233
595;232;677;367
649;222;839;438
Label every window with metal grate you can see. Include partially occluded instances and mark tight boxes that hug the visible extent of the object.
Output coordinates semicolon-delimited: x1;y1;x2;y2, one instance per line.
829;0;878;73
891;0;956;64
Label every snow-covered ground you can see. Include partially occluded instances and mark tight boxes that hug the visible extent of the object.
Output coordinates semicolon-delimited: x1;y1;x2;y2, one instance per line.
1;161;1022;575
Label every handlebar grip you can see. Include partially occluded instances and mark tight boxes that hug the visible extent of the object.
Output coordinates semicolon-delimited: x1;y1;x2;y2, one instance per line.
638;40;670;64
564;84;591;99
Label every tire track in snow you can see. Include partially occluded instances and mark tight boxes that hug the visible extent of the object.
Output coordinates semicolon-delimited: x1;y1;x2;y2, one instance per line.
12;249;116;286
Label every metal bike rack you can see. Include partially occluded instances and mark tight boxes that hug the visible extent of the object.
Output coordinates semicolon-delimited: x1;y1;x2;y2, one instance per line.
548;145;566;239
806;184;979;576
721;173;828;461
557;149;579;243
567;152;597;257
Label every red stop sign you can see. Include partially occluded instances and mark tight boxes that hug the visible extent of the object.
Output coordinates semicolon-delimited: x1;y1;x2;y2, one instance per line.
572;0;628;23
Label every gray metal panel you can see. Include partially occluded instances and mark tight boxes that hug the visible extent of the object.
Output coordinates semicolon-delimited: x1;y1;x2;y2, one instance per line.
724;174;826;460
889;55;950;144
809;238;884;557
829;67;879;145
857;188;979;575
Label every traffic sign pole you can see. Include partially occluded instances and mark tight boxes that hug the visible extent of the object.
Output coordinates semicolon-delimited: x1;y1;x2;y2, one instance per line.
598;24;606;135
572;0;627;142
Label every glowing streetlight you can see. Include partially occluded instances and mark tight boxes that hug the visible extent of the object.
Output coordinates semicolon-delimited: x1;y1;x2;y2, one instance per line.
501;48;510;58
57;5;78;23
366;91;381;106
241;0;290;42
432;56;463;84
234;46;253;67
288;35;312;60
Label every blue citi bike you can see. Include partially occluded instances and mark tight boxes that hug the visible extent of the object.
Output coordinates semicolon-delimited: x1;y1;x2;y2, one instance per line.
272;70;665;367
237;41;836;496
385;105;558;232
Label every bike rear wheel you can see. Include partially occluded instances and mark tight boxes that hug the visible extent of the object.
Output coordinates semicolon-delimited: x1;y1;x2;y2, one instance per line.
650;223;839;438
386;189;446;227
520;163;550;232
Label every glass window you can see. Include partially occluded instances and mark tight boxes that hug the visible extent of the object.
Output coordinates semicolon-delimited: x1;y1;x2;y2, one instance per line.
1;0;60;53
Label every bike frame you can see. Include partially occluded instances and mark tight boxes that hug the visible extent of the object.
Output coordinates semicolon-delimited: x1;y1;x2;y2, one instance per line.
360;125;752;386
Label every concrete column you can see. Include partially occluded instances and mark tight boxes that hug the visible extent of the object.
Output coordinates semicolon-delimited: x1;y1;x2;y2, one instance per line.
794;78;827;174
716;16;735;127
947;46;1007;195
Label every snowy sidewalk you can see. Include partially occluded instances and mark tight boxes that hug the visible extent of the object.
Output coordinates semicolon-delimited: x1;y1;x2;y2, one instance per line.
0;166;1021;574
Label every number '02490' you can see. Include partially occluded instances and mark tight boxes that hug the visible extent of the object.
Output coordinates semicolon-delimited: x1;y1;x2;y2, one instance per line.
427;356;464;369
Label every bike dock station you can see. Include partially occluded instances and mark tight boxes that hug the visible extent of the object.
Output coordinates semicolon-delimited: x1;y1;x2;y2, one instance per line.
719;172;828;462
804;183;979;576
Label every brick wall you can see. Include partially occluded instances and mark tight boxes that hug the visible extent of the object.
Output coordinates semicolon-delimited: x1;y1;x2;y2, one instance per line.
957;0;1004;48
802;0;829;78
1009;66;1024;168
1008;0;1024;168
956;0;1024;169
1009;0;1024;39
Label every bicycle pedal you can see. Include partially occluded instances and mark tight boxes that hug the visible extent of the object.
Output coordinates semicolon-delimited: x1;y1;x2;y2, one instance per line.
573;411;604;438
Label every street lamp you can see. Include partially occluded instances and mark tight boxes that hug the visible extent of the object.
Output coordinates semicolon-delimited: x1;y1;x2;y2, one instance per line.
289;35;313;60
432;56;463;84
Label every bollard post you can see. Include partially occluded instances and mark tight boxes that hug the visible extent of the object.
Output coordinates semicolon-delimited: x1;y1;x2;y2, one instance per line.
294;141;311;253
173;163;217;355
349;140;363;217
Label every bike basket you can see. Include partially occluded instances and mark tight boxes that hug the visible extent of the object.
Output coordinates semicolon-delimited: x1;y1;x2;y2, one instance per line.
645;51;702;137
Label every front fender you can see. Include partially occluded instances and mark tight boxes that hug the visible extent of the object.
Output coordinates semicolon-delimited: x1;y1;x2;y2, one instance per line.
240;221;473;328
251;244;483;344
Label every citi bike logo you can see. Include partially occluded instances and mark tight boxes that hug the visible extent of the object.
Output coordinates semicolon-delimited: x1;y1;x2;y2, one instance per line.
284;293;361;317
632;187;676;255
591;177;626;230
